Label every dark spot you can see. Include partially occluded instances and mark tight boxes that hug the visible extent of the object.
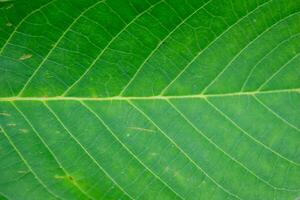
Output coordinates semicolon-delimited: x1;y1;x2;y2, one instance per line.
67;175;74;181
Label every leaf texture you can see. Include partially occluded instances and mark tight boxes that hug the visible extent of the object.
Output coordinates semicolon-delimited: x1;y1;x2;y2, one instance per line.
0;0;299;199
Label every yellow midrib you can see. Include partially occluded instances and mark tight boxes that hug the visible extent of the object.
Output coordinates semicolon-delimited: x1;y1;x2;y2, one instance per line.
0;88;299;101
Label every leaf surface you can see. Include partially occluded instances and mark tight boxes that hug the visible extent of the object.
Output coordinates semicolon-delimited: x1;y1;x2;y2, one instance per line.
0;0;299;199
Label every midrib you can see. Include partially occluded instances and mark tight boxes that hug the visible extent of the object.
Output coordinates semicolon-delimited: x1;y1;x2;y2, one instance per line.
0;88;298;102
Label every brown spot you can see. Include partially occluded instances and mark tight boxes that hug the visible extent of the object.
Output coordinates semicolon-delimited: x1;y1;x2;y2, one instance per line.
19;54;32;61
6;22;12;27
7;123;16;127
67;175;74;181
54;174;74;182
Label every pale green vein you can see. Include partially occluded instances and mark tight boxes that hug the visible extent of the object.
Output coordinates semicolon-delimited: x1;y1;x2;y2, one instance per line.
252;95;300;132
0;192;9;200
80;101;185;200
62;0;165;96
118;0;213;96
205;98;300;167
201;11;300;94
167;99;300;191
0;0;57;55
241;33;300;92
159;0;273;95
128;100;242;200
257;52;300;91
0;126;62;200
12;102;96;200
43;102;134;200
17;0;105;97
0;1;299;200
0;88;298;102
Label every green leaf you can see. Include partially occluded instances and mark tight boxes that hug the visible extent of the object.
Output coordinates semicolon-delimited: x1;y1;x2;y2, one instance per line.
0;0;299;199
